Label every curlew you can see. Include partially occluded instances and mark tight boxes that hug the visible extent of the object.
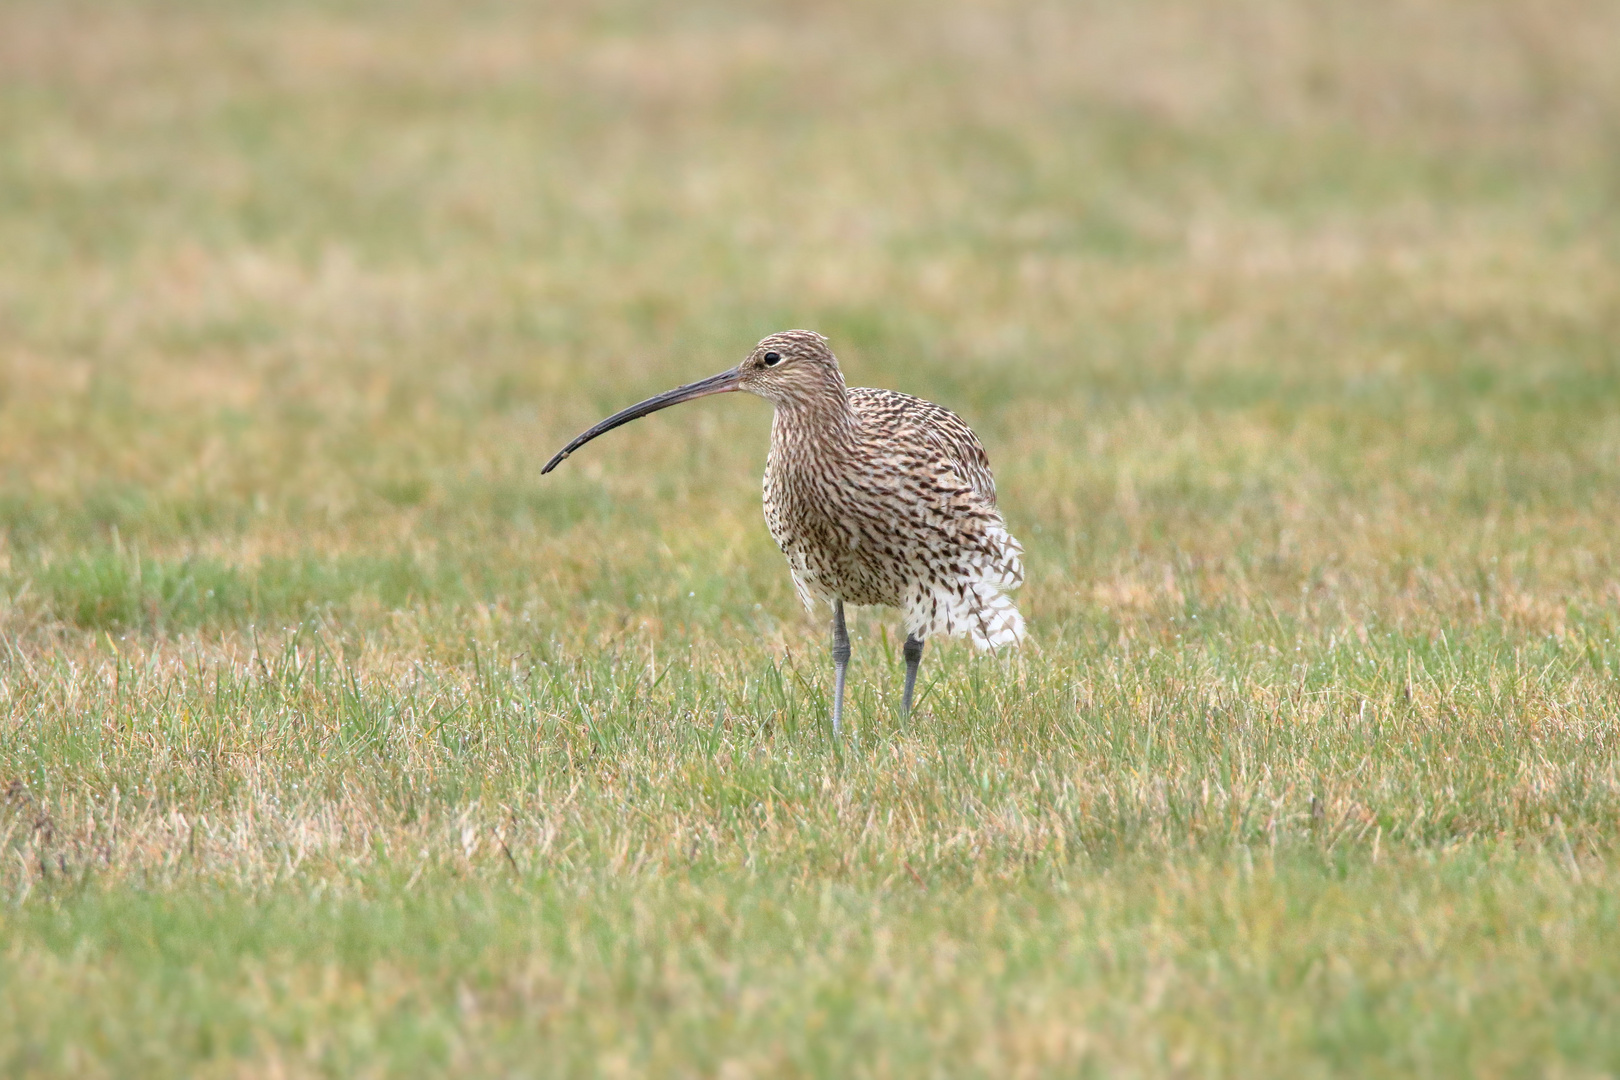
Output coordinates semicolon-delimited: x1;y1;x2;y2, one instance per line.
542;330;1025;735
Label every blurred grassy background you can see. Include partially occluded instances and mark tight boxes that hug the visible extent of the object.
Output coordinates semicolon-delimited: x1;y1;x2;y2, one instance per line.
2;0;1619;1075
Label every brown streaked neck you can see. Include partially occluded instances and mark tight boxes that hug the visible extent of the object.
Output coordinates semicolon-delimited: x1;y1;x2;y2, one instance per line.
769;367;860;450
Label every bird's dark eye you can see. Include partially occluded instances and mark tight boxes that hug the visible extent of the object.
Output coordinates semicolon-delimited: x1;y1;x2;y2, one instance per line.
762;351;782;367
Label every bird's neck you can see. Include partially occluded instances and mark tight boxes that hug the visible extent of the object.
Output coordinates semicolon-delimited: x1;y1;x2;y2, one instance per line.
769;380;859;456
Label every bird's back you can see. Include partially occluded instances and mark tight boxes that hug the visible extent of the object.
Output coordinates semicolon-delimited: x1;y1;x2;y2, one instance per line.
847;388;998;505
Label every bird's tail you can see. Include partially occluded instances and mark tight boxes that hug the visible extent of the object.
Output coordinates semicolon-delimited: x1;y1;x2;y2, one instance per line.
905;520;1026;651
964;582;1025;650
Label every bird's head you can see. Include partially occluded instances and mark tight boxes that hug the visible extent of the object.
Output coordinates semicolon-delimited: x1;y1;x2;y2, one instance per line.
734;330;843;405
541;329;845;474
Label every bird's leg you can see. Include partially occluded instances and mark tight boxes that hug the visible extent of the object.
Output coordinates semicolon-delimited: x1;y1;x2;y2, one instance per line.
901;634;925;716
830;600;851;739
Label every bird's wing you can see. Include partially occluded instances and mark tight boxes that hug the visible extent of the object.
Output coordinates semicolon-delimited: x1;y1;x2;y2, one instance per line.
847;386;1023;649
846;387;998;505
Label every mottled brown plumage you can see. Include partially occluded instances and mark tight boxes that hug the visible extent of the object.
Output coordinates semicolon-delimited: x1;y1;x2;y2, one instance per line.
542;330;1025;733
753;332;1024;650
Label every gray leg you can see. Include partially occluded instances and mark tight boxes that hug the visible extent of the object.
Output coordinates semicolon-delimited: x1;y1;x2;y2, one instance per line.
901;634;925;716
830;600;851;738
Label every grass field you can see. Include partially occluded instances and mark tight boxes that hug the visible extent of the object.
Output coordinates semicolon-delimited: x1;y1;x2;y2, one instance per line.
3;0;1620;1075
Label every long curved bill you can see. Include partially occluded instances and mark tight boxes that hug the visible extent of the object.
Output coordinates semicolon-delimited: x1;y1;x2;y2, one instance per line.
541;366;744;474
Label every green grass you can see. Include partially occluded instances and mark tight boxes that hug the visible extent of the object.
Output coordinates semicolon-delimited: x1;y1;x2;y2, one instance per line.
3;0;1620;1075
